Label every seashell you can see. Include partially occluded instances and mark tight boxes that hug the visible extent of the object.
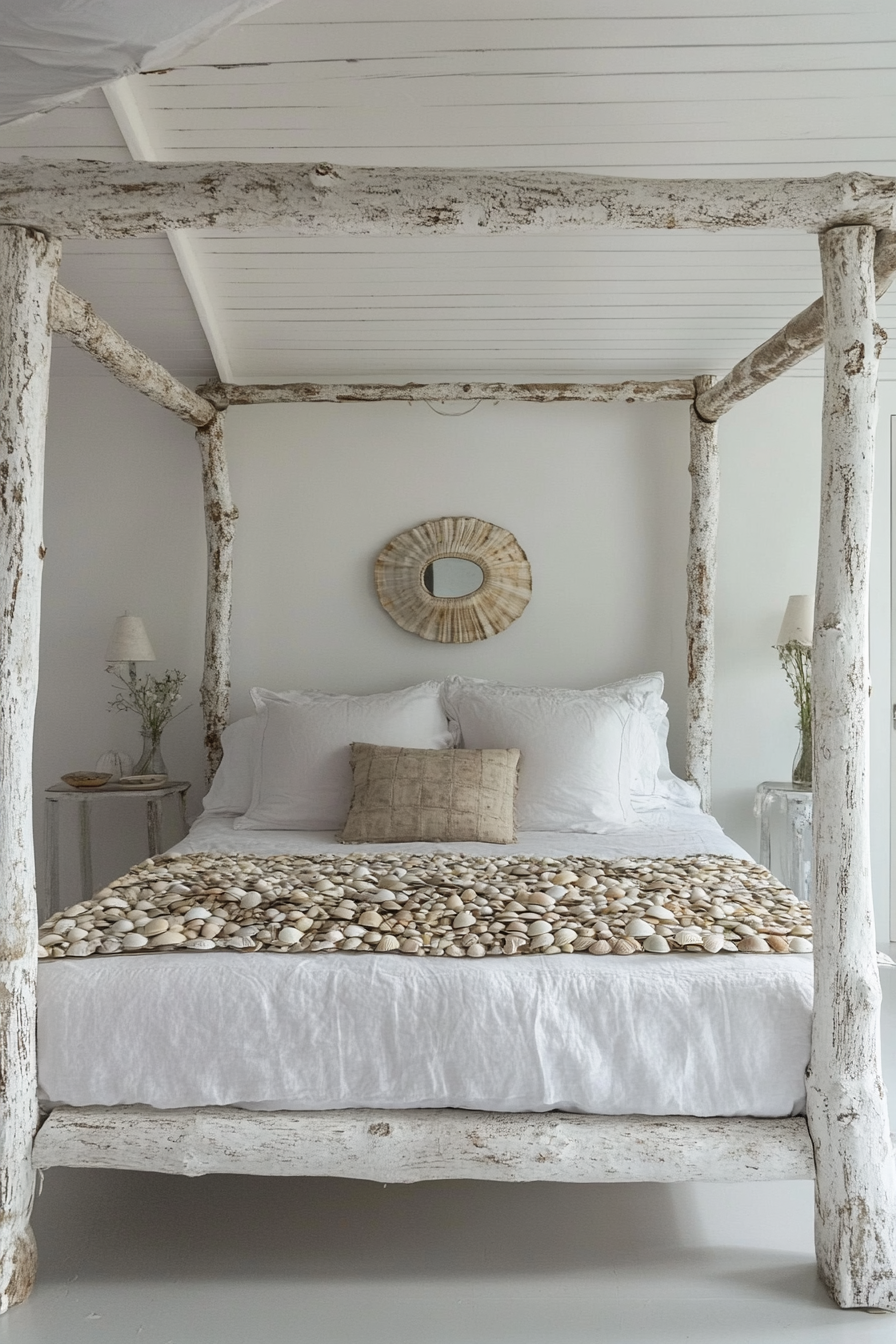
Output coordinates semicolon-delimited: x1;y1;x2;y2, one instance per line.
183;908;212;922
643;934;671;954
503;934;527;954
576;875;598;890
721;940;738;952
359;911;383;928
36;945;49;959
66;942;90;957
572;935;595;951
376;934;400;952
342;937;363;950
227;935;255;949
788;925;812;937
624;918;654;938
66;927;89;942
343;924;367;938
142;917;168;936
149;931;187;947
701;933;725;954
530;932;554;950
738;935;771;953
555;870;578;885
553;927;577;947
53;918;76;935
766;935;791;953
99;896;129;910
277;927;302;945
465;943;487;958
445;893;464;911
400;937;423;955
674;929;704;947
527;919;552;936
39;934;64;947
293;915;314;932
240;893;263;910
452;910;476;929
107;919;135;934
527;892;555;909
788;936;813;953
186;939;217;950
644;905;676;923
544;885;568;900
444;944;464;957
122;932;148;950
611;938;639;956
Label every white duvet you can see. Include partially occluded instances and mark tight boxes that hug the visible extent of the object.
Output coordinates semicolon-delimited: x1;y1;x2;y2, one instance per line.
36;808;813;1117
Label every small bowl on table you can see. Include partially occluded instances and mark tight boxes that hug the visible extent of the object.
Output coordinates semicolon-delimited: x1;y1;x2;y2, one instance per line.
61;772;112;790
118;774;168;789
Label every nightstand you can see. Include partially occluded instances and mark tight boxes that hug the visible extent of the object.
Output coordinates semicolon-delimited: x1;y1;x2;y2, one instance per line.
754;779;813;907
44;779;190;909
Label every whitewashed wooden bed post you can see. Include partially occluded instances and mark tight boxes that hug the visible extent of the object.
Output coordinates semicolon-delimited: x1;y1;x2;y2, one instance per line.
808;224;896;1311
196;413;238;782
686;374;719;811
0;226;59;1311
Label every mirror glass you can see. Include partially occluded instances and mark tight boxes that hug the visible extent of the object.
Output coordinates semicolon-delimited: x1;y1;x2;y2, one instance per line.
423;557;484;597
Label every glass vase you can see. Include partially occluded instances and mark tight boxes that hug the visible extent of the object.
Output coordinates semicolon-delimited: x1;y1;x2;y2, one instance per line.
134;731;168;778
792;723;812;788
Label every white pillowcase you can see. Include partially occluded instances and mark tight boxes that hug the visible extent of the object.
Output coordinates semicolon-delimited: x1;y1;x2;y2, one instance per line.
201;716;257;816
441;678;636;832
597;672;701;812
235;683;456;831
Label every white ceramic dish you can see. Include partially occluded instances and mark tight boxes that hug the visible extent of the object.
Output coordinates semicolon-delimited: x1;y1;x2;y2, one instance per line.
118;774;168;789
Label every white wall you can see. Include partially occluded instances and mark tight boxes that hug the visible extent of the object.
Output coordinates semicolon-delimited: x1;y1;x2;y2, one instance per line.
33;355;893;935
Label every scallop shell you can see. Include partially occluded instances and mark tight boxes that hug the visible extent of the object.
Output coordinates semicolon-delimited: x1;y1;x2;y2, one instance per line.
738;934;771;953
643;934;671;954
701;932;725;954
530;932;555;950
588;940;613;955
376;934;400;952
624;918;654;938
611;937;639;956
674;929;704;947
788;936;813;953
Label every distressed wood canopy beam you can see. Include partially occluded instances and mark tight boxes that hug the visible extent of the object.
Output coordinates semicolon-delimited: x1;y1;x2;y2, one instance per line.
50;285;216;428
197;378;696;407
1;162;894;239
695;229;896;422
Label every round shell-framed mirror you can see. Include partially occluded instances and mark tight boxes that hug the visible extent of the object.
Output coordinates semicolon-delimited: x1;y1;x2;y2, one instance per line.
375;516;532;643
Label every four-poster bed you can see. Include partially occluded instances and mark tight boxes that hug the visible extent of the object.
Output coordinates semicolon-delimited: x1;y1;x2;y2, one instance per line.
0;162;894;1313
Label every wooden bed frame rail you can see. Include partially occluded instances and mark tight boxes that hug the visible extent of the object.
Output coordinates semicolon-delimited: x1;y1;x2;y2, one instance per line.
1;165;895;1311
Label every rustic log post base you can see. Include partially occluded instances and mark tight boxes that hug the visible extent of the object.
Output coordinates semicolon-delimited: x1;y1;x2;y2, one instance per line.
0;225;59;1311
197;413;238;783
808;224;896;1311
686;374;719;810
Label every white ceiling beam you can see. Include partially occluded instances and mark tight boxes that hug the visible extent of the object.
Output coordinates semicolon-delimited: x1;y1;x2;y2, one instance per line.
2;161;894;238
102;78;234;382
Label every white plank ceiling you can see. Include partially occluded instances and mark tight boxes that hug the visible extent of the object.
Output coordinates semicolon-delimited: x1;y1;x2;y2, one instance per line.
1;0;896;381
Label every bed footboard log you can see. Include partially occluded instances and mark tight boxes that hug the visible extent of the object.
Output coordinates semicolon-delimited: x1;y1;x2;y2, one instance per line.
0;227;60;1311
686;374;719;811
196;413;237;783
33;1106;814;1183
809;224;896;1311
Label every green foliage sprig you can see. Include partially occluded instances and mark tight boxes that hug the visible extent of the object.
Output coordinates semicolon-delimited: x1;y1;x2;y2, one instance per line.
108;668;188;739
776;639;811;739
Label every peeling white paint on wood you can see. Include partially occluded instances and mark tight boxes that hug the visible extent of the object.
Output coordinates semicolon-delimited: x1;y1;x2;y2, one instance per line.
686;374;719;812
696;229;896;421
50;284;216;428
196;413;237;783
808;224;896;1312
0;226;59;1313
33;1106;815;1183
0;162;893;239
197;377;695;406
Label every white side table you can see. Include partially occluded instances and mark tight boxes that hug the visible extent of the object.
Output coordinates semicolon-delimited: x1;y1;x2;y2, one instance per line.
44;780;190;909
754;779;813;908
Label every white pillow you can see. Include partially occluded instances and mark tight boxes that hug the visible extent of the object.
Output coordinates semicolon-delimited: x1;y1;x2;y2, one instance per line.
201;716;257;816
597;672;700;811
235;683;456;831
440;678;636;832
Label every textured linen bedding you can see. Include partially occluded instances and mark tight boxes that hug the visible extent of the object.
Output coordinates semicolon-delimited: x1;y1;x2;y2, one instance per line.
36;806;813;1118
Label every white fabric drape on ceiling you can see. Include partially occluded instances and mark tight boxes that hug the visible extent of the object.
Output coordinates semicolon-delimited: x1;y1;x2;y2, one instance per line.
0;0;280;126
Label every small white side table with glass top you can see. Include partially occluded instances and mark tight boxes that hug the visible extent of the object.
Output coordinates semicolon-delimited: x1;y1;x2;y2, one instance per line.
754;780;813;907
44;780;190;909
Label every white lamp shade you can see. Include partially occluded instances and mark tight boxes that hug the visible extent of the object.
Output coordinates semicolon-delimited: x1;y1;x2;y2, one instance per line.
105;615;156;663
776;594;813;647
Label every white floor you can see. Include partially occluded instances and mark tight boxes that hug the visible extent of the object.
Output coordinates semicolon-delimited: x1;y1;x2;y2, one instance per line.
4;964;896;1343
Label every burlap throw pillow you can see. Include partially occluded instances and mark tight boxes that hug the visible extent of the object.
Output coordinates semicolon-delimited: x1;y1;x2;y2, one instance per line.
340;743;520;844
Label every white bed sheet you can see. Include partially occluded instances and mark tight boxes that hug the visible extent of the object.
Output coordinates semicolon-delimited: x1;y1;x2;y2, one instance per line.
37;808;813;1118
